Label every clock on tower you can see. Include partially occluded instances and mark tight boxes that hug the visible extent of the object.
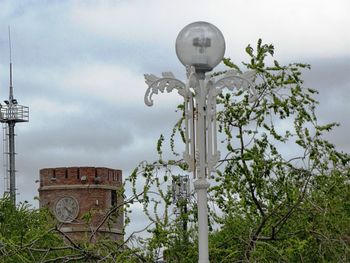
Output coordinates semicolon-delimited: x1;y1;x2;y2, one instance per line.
54;196;80;223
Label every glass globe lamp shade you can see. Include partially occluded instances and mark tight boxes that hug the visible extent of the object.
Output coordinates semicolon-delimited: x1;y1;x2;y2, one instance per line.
175;21;226;72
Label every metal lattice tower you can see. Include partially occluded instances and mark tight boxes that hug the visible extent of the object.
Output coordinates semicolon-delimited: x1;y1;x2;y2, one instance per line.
171;174;191;253
0;28;29;205
172;175;190;233
172;175;190;209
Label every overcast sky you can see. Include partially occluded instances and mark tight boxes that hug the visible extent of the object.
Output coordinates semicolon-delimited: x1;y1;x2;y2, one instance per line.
0;0;349;232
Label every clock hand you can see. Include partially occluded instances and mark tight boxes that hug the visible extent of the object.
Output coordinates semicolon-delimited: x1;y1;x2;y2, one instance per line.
63;206;74;220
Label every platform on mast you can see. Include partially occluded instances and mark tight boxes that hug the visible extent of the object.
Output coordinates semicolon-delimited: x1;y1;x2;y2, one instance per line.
0;104;29;123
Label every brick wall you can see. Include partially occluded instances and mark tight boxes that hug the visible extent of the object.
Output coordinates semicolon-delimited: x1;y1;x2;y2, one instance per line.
38;167;123;242
39;167;122;188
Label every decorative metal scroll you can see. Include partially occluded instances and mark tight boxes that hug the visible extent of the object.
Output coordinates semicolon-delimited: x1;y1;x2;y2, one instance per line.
204;69;257;173
211;69;257;99
144;72;188;106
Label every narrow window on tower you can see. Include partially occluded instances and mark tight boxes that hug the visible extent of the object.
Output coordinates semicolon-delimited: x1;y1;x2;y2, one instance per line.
111;190;117;207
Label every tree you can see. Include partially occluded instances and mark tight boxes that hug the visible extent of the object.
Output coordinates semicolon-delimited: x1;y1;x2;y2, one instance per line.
127;39;350;262
0;196;72;262
0;194;142;262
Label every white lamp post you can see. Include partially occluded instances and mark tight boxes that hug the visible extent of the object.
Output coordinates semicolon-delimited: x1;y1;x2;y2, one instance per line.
144;21;255;263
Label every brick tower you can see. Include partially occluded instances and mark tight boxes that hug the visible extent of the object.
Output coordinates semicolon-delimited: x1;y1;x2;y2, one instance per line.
38;167;123;242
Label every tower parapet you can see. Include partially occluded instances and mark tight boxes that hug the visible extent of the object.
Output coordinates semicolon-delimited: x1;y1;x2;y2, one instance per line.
39;167;122;188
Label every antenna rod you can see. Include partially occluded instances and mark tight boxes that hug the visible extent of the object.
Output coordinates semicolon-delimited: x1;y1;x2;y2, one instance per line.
7;26;16;205
8;26;13;101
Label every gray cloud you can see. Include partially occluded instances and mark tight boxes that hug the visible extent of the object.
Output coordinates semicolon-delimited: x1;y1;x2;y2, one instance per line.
303;57;350;152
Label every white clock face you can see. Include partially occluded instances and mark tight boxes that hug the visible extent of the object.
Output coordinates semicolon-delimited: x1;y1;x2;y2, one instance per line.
54;196;79;223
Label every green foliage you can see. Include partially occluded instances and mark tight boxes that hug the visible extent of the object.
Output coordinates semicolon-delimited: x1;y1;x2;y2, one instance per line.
209;39;350;262
128;39;350;262
0;195;141;262
0;196;71;262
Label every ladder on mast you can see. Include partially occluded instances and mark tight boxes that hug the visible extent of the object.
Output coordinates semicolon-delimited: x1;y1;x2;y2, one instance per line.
2;124;9;195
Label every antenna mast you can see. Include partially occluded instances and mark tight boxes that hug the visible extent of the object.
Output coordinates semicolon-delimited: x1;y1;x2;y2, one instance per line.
9;26;13;101
1;27;29;205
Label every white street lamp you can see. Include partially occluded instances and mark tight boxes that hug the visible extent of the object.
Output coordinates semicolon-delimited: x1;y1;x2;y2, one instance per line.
176;21;225;73
144;21;256;263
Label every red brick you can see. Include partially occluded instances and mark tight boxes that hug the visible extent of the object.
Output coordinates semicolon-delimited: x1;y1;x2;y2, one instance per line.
38;166;124;242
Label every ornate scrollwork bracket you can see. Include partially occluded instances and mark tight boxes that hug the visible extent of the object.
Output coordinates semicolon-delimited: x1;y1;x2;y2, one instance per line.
204;70;257;173
143;68;256;176
144;72;189;107
211;69;257;99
